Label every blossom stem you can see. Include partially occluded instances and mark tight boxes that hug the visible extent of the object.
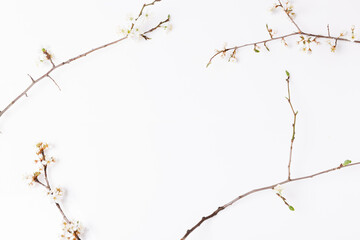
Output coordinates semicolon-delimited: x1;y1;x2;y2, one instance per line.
35;148;81;239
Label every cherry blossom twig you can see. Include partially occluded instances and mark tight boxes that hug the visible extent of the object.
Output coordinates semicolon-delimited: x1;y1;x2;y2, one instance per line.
207;0;359;66
141;15;171;40
180;72;359;240
0;0;170;121
27;143;82;240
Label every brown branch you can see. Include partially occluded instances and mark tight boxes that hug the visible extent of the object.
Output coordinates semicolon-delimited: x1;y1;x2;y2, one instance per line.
28;74;35;83
141;14;171;40
207;3;360;67
135;0;161;21
276;193;290;207
47;75;61;91
180;161;360;240
0;0;167;121
285;72;297;180
34;179;49;189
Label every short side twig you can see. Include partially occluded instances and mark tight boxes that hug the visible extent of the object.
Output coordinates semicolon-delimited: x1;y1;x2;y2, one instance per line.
277;0;301;33
47;75;61;91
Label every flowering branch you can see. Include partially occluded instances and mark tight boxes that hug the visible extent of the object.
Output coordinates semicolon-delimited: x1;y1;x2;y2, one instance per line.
0;0;171;122
207;0;359;66
25;143;82;240
180;71;359;240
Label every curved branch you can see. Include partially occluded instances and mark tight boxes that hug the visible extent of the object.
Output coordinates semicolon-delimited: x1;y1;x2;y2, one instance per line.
0;0;168;121
180;161;360;240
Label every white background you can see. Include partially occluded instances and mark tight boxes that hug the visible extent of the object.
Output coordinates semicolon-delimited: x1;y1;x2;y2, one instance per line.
1;0;360;239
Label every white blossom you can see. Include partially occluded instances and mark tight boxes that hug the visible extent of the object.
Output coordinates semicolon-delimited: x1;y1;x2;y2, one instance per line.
47;187;64;203
273;184;283;195
23;172;40;186
164;23;173;33
61;220;83;240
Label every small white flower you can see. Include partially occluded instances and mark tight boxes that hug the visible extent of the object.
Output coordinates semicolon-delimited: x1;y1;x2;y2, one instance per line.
138;11;151;23
126;13;135;23
61;220;83;239
273;184;283;195
24;173;39;186
42;156;55;166
47;187;64;203
269;3;278;13
229;57;237;63
164;24;173;33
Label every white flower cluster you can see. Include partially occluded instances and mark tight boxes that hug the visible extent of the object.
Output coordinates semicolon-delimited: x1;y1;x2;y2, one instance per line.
118;12;171;40
297;36;319;54
34;142;56;171
24;172;41;186
269;1;294;16
118;13;149;40
61;221;83;240
24;142;55;186
47;187;64;203
24;143;65;204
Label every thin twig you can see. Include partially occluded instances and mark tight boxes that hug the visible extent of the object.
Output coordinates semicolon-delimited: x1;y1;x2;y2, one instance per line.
135;0;161;21
285;73;297;180
0;0;167;120
28;74;35;83
276;193;291;207
277;0;301;33
141;15;171;40
47;75;61;91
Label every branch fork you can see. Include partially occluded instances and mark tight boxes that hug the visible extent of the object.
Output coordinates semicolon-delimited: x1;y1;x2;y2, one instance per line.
180;71;360;240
